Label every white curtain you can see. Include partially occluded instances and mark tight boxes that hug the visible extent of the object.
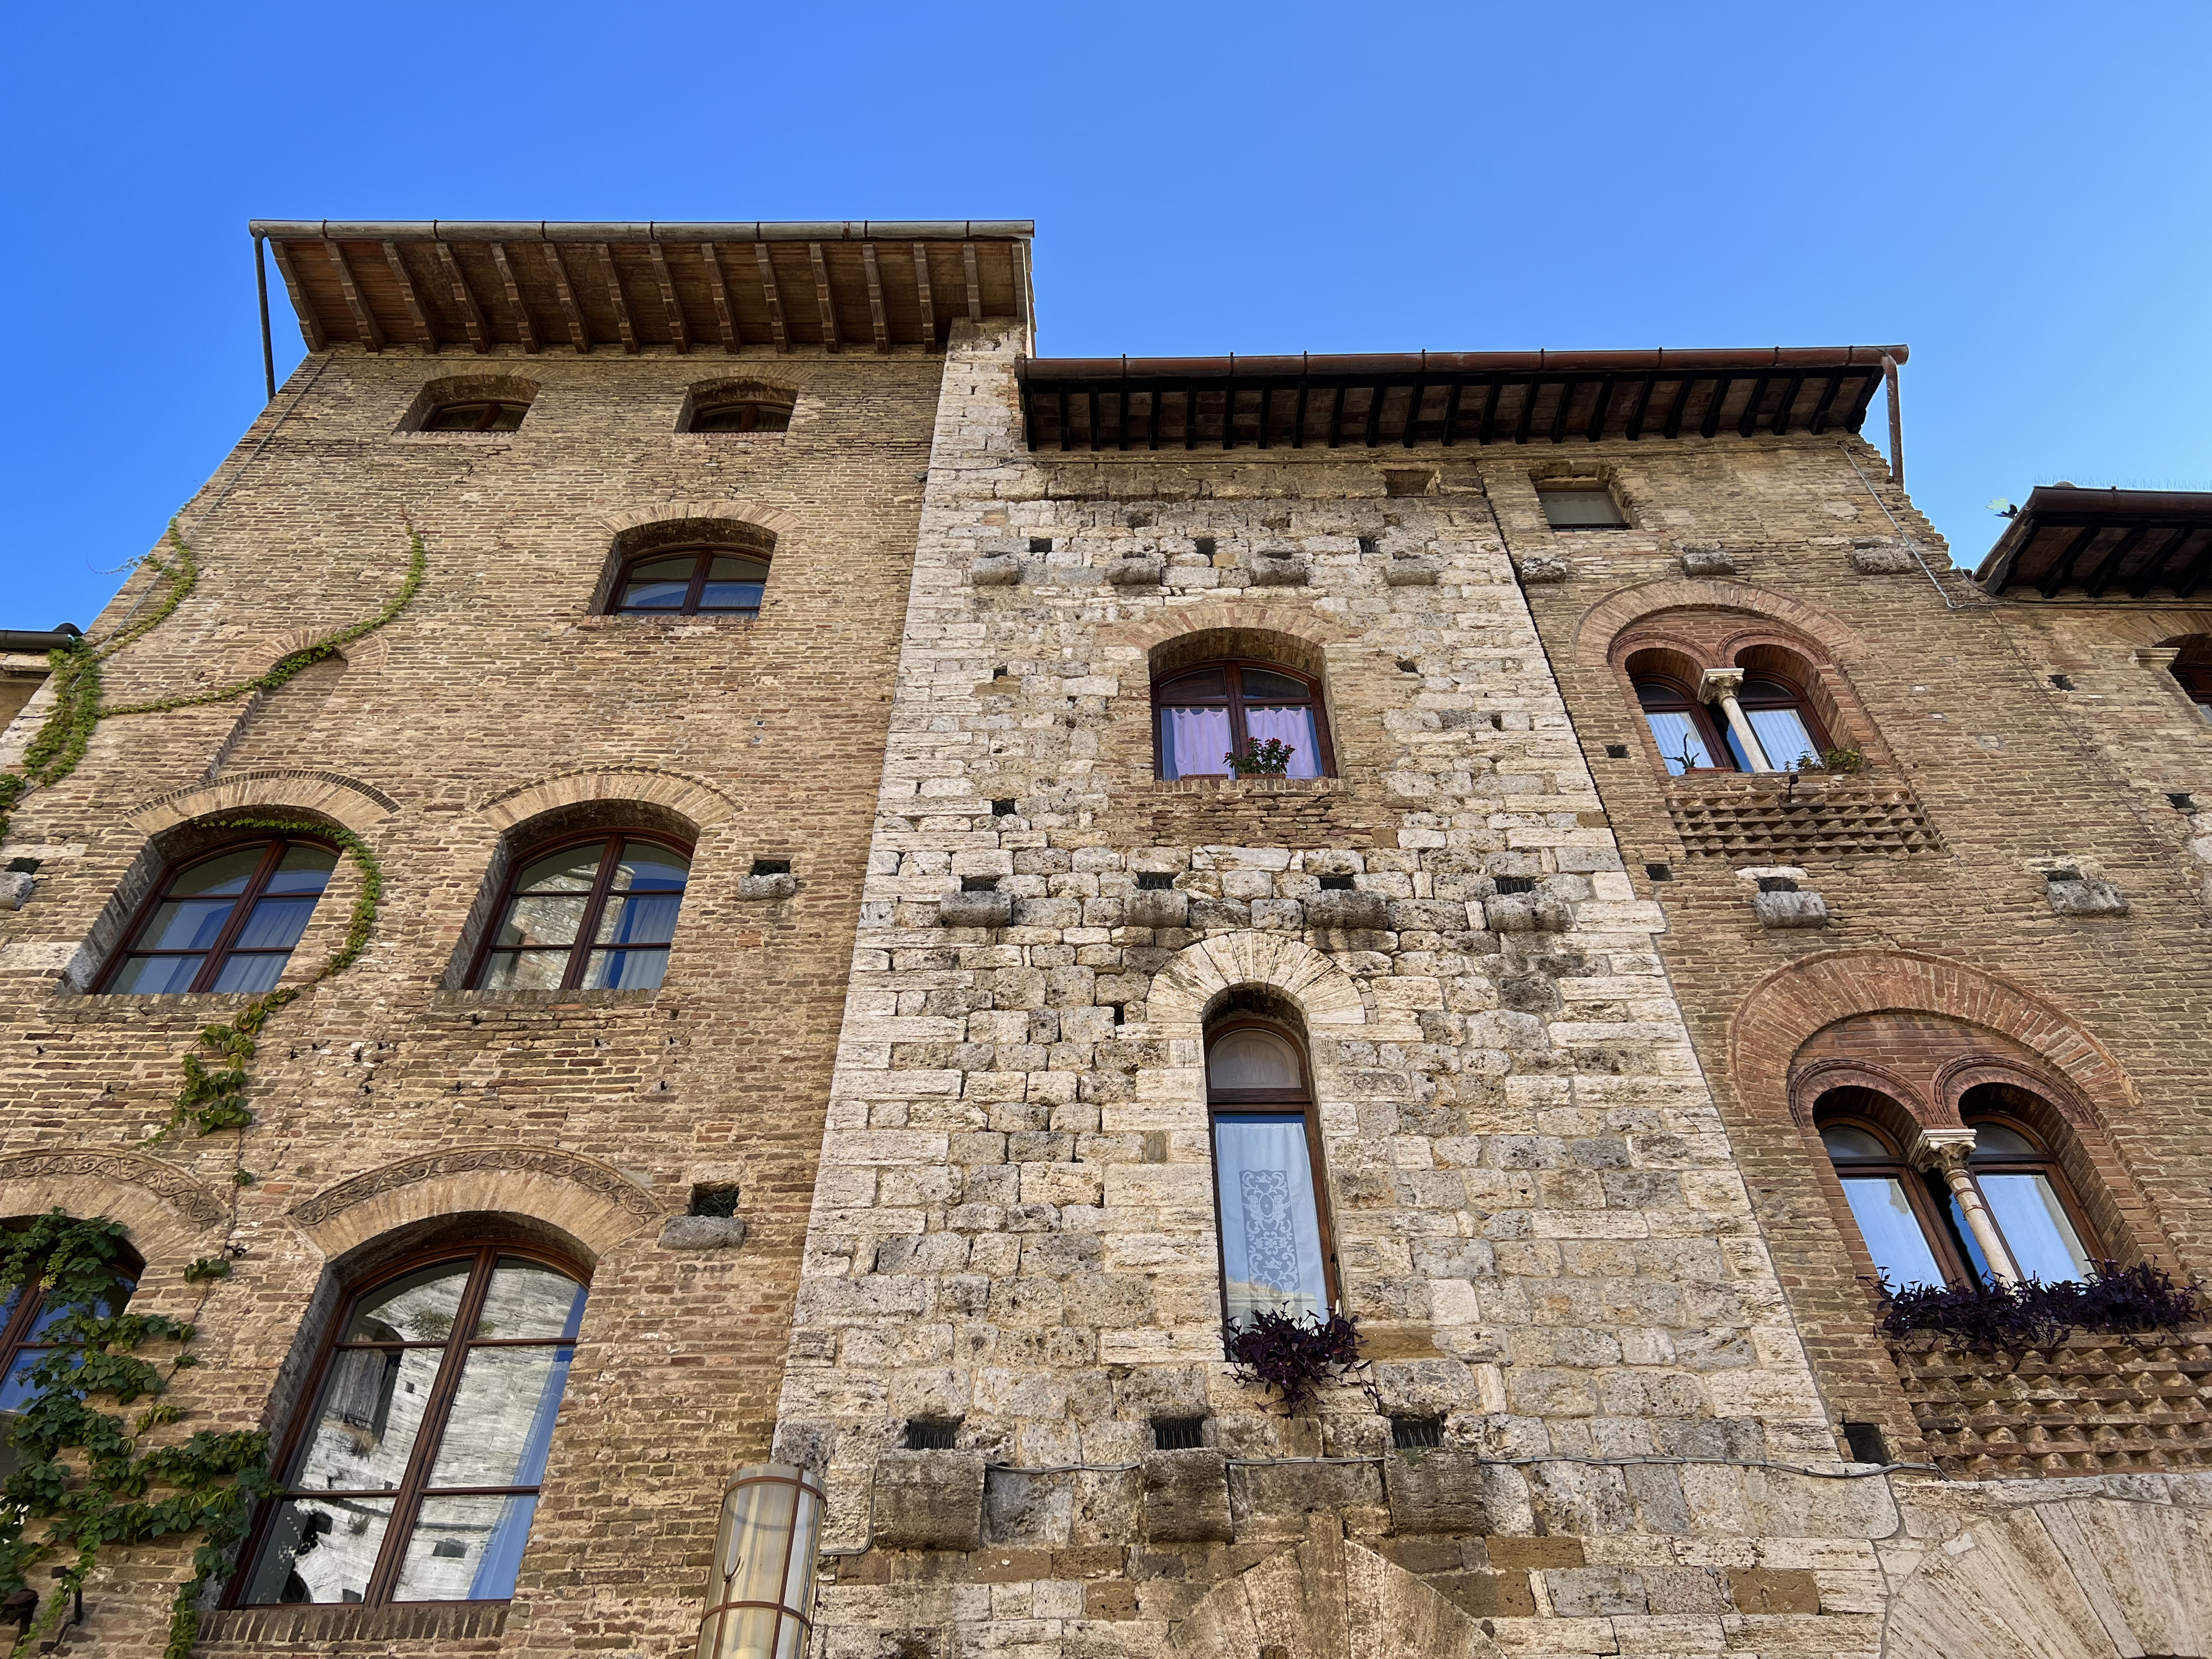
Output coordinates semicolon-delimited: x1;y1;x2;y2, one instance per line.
1213;1114;1328;1324
1161;707;1232;778
1242;707;1321;776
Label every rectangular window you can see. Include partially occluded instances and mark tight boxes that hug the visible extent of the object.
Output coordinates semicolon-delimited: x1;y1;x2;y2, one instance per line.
1537;487;1628;530
1740;707;1819;772
1212;1112;1331;1324
1644;711;1717;775
1839;1176;1945;1291
1159;705;1233;779
1955;1176;2090;1284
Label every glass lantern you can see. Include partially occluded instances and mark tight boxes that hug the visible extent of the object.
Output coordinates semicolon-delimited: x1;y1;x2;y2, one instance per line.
696;1463;824;1659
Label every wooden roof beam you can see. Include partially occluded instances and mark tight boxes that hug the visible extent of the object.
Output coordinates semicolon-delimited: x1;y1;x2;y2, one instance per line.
2038;524;2103;598
267;241;326;352
2083;524;2151;597
1771;371;1807;435
544;243;592;353
323;241;383;352
1623;375;1656;440
382;242;438;352
1516;380;1541;445
434;243;489;353
1439;379;1464;447
1662;377;1695;439
2164;531;2212;599
1058;388;1071;452
1699;376;1734;439
1119;387;1133;452
1806;372;1844;433
1478;380;1501;445
753;243;789;352
1292;381;1310;450
1147;385;1162;451
594;244;639;353
1089;388;1102;450
698;243;739;352
1583;376;1615;442
648;245;690;353
2126;525;2198;598
1400;380;1426;448
1735;373;1772;439
1326;383;1347;448
807;242;840;352
911;243;938;352
962;242;982;321
487;243;540;354
860;243;890;352
1257;385;1272;451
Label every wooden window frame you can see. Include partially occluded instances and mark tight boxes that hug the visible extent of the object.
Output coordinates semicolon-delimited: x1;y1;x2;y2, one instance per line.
1631;674;1733;775
1151;659;1338;780
467;830;692;992
1962;1114;2105;1265
0;1241;139;1407
688;398;793;435
1817;1114;1976;1287
1735;669;1833;764
230;1241;589;1610
606;545;771;619
1203;1016;1342;1317
421;401;529;432
95;834;338;996
1535;485;1629;530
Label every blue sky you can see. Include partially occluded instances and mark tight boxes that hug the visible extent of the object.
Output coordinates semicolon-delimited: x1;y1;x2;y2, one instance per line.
5;2;2209;627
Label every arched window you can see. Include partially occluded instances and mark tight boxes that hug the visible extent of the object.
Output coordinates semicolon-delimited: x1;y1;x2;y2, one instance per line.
1818;1118;1955;1292
0;1232;138;1412
1731;672;1829;773
471;833;690;992
1955;1117;2095;1284
235;1244;589;1608
2169;640;2212;722
1154;662;1333;780
1206;1016;1337;1324
1632;675;1727;775
421;400;528;432
611;545;770;618
688;395;792;434
98;835;339;994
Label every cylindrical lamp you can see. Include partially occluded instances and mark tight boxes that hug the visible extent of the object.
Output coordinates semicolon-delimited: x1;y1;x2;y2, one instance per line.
696;1463;825;1659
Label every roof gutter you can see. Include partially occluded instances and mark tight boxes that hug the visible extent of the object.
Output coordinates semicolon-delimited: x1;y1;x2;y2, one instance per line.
249;219;1034;243
0;625;84;655
1015;345;1908;381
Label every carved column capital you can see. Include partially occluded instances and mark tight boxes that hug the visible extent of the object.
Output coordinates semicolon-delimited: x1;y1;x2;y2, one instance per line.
1697;667;1745;705
1909;1126;1978;1175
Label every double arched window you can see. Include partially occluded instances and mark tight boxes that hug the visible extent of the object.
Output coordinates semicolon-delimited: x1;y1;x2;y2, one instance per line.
236;1243;589;1607
470;833;691;992
0;1233;138;1411
99;835;338;994
1819;1103;2096;1290
1154;662;1333;780
1628;654;1831;775
1206;1015;1337;1324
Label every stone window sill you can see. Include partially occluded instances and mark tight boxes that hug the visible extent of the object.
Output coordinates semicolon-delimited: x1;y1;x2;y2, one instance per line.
201;1600;508;1645
1147;775;1347;797
572;614;758;632
430;986;662;1010
385;432;517;446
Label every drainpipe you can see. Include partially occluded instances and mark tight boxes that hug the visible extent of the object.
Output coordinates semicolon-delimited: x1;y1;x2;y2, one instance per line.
1912;1128;2020;1285
255;235;276;403
1698;668;1773;773
0;625;84;655
1881;353;1903;489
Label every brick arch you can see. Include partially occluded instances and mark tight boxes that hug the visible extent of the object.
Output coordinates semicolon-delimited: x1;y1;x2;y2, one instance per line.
253;625;390;675
472;764;737;833
126;768;401;836
1733;949;2134;1129
1571;577;1870;671
286;1146;662;1266
598;497;800;539
1098;597;1366;661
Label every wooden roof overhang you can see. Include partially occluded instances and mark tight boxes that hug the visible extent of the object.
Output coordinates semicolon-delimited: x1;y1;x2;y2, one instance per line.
251;220;1035;355
1015;346;1906;452
1975;487;2212;601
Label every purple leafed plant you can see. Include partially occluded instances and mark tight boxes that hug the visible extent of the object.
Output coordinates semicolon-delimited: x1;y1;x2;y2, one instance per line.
1881;1259;2206;1352
1223;1308;1378;1414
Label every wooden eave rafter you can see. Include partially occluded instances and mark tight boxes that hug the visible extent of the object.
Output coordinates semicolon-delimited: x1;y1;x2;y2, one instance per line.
249;221;1033;356
1015;351;1901;454
1978;491;2212;601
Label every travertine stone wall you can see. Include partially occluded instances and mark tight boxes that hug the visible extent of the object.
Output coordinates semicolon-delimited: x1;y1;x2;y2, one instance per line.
0;341;944;1656
773;324;1899;1656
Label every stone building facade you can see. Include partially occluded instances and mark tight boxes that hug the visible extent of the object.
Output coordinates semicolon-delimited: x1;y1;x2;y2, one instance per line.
2;220;2211;1658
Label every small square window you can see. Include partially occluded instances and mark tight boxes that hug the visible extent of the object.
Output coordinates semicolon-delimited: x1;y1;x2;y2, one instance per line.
750;858;791;877
1317;875;1356;891
1135;873;1176;891
1152;1417;1206;1451
1537;487;1628;530
1390;1416;1444;1449
1645;863;1673;883
903;1420;961;1451
1194;537;1217;558
1603;743;1629;759
1383;469;1436;498
992;799;1017;817
1029;538;1053;554
1757;876;1798;893
961;876;999;893
688;1183;740;1218
1841;1422;1890;1465
1493;877;1536;895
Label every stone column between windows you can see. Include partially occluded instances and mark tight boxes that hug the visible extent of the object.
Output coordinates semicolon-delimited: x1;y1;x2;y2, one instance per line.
1697;667;1773;773
1911;1126;2022;1285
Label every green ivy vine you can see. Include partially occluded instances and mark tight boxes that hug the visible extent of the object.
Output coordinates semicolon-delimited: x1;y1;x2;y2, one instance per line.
0;1211;269;1658
0;522;421;1648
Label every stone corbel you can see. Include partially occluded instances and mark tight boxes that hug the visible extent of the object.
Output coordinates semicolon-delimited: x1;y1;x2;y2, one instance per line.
1910;1127;2021;1285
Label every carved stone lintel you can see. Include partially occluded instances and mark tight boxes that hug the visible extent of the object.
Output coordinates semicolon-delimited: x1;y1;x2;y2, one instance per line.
290;1146;661;1228
0;1151;225;1228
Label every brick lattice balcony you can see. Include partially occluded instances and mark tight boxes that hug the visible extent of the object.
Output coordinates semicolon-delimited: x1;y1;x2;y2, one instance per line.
1890;1328;2212;1476
1665;770;1940;859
